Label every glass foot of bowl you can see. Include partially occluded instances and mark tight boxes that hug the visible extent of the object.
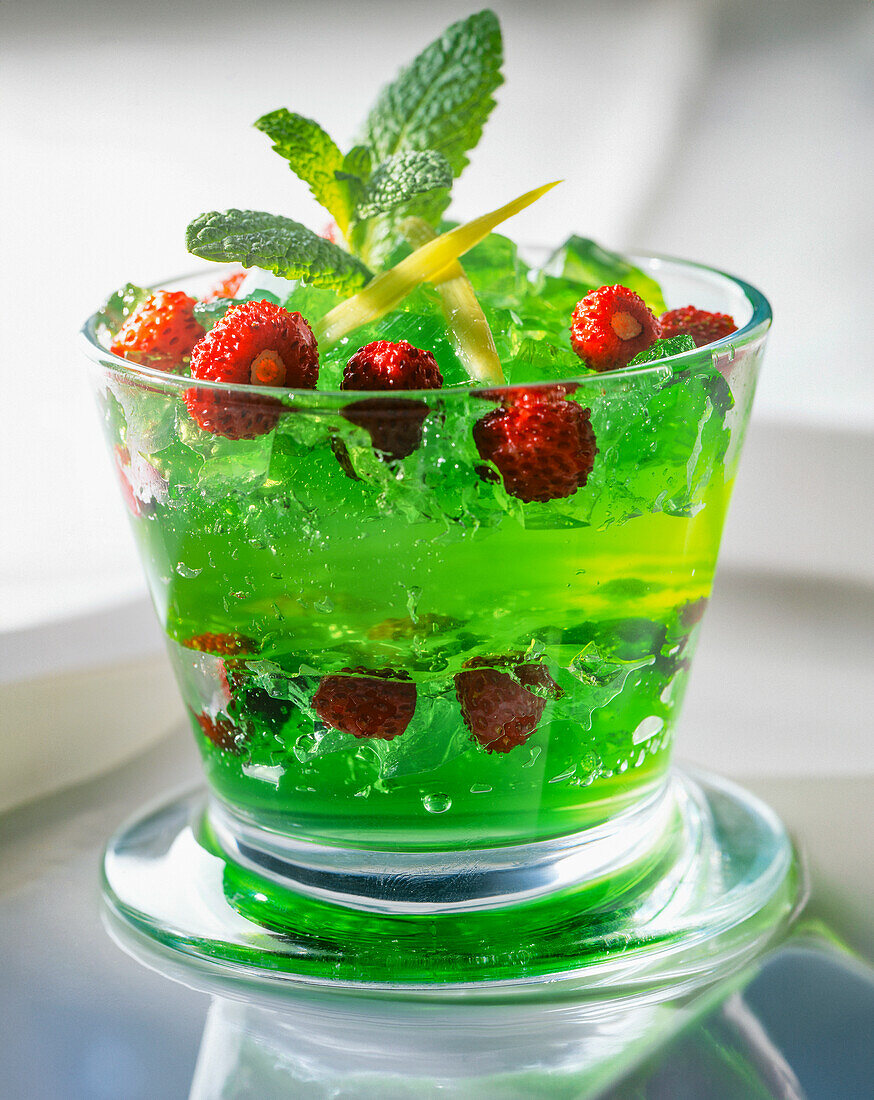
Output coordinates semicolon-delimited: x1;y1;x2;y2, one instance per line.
102;765;802;1003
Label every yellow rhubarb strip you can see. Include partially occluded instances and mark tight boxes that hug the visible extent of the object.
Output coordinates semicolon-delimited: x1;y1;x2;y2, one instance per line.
402;216;504;385
313;180;560;348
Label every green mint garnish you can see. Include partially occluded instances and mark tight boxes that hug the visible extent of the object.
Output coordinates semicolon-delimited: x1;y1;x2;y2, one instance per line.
253;110;355;235
355;150;453;220
352;9;503;265
186;209;372;294
545;236;668;315
186;10;503;289
341;145;372;183
359;10;503;180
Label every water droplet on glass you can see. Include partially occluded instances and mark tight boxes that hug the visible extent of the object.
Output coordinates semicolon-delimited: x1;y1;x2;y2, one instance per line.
423;793;451;814
406;585;422;624
241;763;283;787
314;596;334;613
469;784;492;795
522;746;542;768
175;562;202;578
632;716;664;745
293;732;317;762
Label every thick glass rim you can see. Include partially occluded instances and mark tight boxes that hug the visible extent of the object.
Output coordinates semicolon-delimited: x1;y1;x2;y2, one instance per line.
79;250;772;400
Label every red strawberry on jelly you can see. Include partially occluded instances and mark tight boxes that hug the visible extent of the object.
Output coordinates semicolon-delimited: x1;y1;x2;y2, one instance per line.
341;340;443;461
570;284;660;372
186;300;318;440
184;632;258;657
473;387;597;503
455;659;560;754
194;712;243;754
313;668;416;741
659;306;737;348
184;634;258;707
113;445;143;517
111;290;205;371
113;445;166;516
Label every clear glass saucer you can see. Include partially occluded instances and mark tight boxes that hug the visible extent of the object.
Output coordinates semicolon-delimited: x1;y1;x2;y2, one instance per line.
102;765;801;1003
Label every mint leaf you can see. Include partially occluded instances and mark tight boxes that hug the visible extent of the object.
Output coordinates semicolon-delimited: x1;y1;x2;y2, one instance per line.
545;236;668;314
351;10;503;266
186;210;372;293
359;10;503;181
356;150;452;219
333;146;373;216
342;145;372;181
254;110;353;232
628;335;696;366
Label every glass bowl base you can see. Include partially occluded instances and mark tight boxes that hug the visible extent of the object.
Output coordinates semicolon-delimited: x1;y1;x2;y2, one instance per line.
102;766;802;1003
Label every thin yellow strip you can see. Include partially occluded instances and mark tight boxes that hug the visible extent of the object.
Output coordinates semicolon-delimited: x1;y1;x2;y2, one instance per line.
313;181;560;347
403;217;504;385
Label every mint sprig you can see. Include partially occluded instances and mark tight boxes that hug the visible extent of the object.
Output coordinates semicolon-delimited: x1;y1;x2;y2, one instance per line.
341;145;372;183
355;150;453;220
254;110;354;233
186;210;372;293
358;10;503;179
350;10;503;265
186;11;504;289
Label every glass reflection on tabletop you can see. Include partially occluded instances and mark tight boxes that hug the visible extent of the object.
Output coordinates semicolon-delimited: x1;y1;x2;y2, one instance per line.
106;919;874;1099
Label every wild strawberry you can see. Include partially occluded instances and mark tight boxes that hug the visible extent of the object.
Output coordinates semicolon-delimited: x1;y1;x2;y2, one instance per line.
233;684;295;737
194;712;243;754
113;445;142;517
473;387;597;503
455;659;560;754
186;300;318;439
368;613;459;641
658;306;737;348
679;597;708;628
570;285;660;371
202;269;247;303
312;668;416;741
111;290;205;370
183;632;258;656
343;340;443;392
342;398;434;462
183;635;258;706
341;340;443;461
112;445;166;516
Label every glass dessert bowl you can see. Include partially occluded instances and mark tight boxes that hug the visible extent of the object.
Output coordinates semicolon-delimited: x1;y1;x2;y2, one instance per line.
84;253;799;995
84;9;800;1000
